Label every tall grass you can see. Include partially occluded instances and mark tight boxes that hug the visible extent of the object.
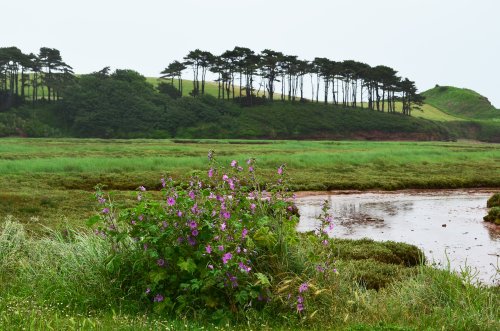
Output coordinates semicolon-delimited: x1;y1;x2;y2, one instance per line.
1;219;498;330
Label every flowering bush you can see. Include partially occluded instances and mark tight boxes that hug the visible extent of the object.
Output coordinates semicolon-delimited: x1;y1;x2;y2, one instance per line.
89;151;306;316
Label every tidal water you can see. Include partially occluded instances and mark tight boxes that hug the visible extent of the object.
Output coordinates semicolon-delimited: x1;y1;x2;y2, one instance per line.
295;190;499;285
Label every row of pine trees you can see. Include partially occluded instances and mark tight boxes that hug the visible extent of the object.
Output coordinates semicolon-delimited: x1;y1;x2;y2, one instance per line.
162;47;423;114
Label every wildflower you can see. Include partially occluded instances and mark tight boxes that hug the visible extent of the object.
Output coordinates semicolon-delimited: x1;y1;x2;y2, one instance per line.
228;274;238;288
250;203;256;212
278;166;284;175
228;179;235;190
222;252;233;264
222;211;231;219
143;243;148;251
160;177;166;188
208;264;214;270
167;197;175;206
242;228;248;239
207;150;214;161
248;166;254;172
238;262;251;273
157;259;165;267
188;237;196;246
220;222;227;231
139;186;146;192
154;294;164;303
246;159;252;165
191;204;199;214
188;220;197;229
299;283;309;293
222;174;229;181
237;166;243;171
322;239;329;246
218;245;224;251
137;194;142;201
208;168;214;178
162;221;168;229
102;208;110;214
188;191;195;199
296;295;304;312
230;160;237;167
138;215;144;221
98;197;106;204
205;245;212;254
145;288;151;294
192;229;199;236
177;211;183;217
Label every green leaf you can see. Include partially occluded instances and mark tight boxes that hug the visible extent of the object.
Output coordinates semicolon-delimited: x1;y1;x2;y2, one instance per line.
86;215;101;227
177;258;197;274
253;227;276;247
255;273;271;287
149;270;167;284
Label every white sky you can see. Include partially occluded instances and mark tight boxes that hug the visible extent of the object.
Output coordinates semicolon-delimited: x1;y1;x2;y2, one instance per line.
3;0;500;107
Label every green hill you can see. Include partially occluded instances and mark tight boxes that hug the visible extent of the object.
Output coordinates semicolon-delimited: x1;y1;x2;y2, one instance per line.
422;86;500;120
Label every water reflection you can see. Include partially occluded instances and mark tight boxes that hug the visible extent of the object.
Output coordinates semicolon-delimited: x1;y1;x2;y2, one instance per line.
296;191;499;285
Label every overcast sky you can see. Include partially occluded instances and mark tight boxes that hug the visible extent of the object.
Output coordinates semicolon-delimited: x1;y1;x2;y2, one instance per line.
3;0;499;107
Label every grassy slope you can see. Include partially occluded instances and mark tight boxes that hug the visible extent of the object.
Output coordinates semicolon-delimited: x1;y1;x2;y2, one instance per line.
422;86;500;120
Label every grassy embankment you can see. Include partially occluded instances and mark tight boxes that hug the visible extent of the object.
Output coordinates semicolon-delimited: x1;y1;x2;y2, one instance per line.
0;138;499;230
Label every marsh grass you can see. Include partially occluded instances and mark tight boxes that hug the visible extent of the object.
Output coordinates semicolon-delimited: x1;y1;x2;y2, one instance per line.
1;138;498;230
0;220;497;330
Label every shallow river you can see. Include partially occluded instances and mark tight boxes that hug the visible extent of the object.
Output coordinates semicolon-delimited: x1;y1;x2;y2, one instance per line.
295;190;499;285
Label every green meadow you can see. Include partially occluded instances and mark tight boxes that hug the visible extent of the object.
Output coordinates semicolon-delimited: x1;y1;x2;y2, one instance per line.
1;138;499;230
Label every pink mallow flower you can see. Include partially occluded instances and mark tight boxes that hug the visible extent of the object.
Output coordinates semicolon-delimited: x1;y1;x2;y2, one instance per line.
299;283;309;293
230;160;237;167
167;197;175;206
238;262;251;273
208;168;214;178
222;252;233;264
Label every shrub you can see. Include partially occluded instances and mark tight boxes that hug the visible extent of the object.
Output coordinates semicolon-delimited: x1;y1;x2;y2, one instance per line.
486;193;500;208
90;153;336;318
483;207;500;225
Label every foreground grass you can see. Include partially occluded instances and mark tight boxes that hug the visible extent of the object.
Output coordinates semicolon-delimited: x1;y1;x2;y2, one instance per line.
0;138;499;230
0;220;498;330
